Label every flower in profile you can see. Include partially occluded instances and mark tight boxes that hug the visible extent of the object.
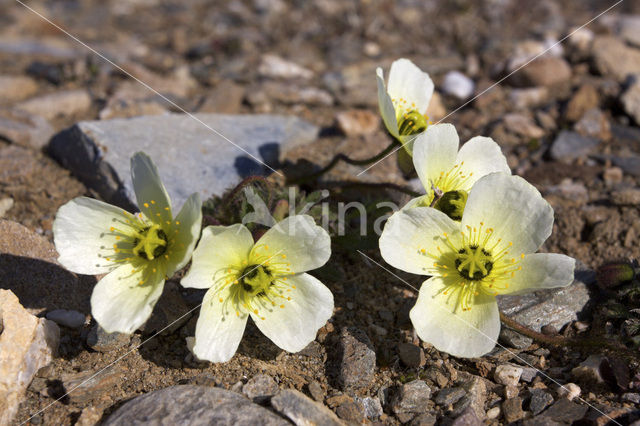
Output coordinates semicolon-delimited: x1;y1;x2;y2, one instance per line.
380;173;575;358
53;152;202;334
181;215;333;363
376;58;434;154
405;123;511;220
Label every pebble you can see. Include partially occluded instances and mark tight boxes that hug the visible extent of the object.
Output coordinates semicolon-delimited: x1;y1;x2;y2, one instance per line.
592;36;640;82
61;367;124;404
550;131;599;162
611;189;640;206
411;412;438;425
75;406;105;426
335;327;376;391
335;400;364;422
565;85;599;122
520;367;539;383
622;393;640;404
457;375;487;420
538;398;587;423
612;155;640;177
0;197;14;218
567;27;595;56
45;309;85;329
0;108;54;149
17;89;92;121
450;406;481;426
0;75;38;104
198;80;245;114
258;54;313;80
622;77;640;125
104;385;289;425
504;385;519;399
502;397;524;423
442;71;475;99
603;167;623;185
529;389;554;415
510;57;571;87
499;328;533;349
262;82;333;106
335;109;380;136
556;383;581;401
485;406;500;420
0;290;60;425
242;374;279;403
435;387;466;406
509;87;549;109
502;113;545;139
271;389;342;426
575;108;611;141
306;380;325;402
397;342;426;368
86;324;131;353
494;364;523;387
391;380;432;416
571;354;605;385
354;396;383;420
619;15;640;48
49;113;319;209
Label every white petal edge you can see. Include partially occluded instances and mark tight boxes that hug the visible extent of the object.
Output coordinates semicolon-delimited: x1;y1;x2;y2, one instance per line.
455;136;511;191
387;58;434;115
191;285;248;362
376;67;400;139
462;173;553;255
53;197;132;275
498;253;575;296
181;224;254;290
410;276;500;358
130;152;173;228
412;123;459;195
90;263;165;334
379;207;460;276
252;273;333;353
165;192;202;275
255;215;330;273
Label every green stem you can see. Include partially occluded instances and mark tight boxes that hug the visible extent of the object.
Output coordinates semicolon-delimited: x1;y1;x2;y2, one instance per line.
287;140;400;185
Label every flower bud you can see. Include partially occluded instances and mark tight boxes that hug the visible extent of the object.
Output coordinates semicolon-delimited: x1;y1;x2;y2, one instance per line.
596;261;635;289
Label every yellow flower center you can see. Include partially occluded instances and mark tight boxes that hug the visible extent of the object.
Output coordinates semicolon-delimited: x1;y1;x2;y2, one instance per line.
455;244;493;281
398;110;428;136
433;190;468;221
132;223;167;260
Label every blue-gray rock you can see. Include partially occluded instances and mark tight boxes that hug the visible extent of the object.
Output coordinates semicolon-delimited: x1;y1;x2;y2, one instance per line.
49;114;319;210
497;263;592;332
391;380;432;415
529;389;554;415
242;374;279;403
104;385;289;426
270;389;342;426
335;327;376;391
435;387;466;406
45;309;85;329
550;131;599;162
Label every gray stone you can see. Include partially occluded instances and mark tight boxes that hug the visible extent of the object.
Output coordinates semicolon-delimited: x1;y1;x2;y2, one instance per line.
307;380;325;402
529;389;554;415
45;309;85;329
612;155;640;177
0;108;54;149
258;54;313;80
335;327;376;391
435;387;466;406
442;71;475;99
623;78;640;125
270;389;342;426
49;114;319;209
571;354;605;385
391;380;432;415
86;324;131;352
0;75;39;104
622;393;640;404
620;15;640;48
538;398;588;423
509;57;571;87
242;374;279;403
17;89;92;121
592;36;640;82
502;397;524;423
335;401;364;423
397;342;426;368
455;375;486;420
104;385;288;425
497;266;592;332
499;328;533;349
411;412;438;426
575;108;611;141
355;396;383;420
62;366;124;404
495;364;523;386
550;131;599;162
520;367;539;383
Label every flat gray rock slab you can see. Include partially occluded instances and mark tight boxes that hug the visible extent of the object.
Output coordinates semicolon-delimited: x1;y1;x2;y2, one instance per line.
103;385;290;426
49;113;318;210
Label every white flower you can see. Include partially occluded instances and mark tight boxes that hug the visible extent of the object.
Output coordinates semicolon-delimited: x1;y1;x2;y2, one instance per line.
405;123;511;220
53;152;202;334
376;58;434;154
379;173;575;358
181;215;333;363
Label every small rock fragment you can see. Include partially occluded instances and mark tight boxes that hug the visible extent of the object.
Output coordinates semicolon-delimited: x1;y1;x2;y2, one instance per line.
0;75;39;104
17;89;91;121
335;109;380;136
502;397;524;423
335;327;376;391
411;412;438;426
0;108;54;149
592;36;640;82
442;71;475;99
307;381;325;402
45;309;85;329
509;87;549;109
509;57;571;87
450;406;481;426
499;328;533;349
538;398;588;423
355;396;383;420
435;387;466;406
75;406;105;426
271;389;342;426
571;354;605;385
502;113;545;139
258;54;313;80
556;383;581;401
529;389;554;415
62;367;124;404
391;380;432;416
242;374;279;403
495;364;523;387
397;342;426;368
550;131;599;162
611;189;640;206
565;85;599;122
575;108;611;141
486;406;500;420
0;198;14;218
335;401;364;422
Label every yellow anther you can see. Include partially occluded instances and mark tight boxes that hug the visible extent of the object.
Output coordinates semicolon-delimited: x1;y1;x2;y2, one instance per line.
144;203;149;208
151;200;155;204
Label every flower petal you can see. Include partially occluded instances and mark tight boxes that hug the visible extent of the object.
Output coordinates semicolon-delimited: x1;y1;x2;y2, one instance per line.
461;173;553;255
387;58;434;115
181;224;254;290
252;273;333;353
499;253;575;296
455;136;511;191
190;285;248;363
410;276;500;358
130;152;172;228
53;197;133;275
379;207;460;276
255;215;330;273
90;263;165;334
376;67;400;139
165;193;202;275
412;123;459;195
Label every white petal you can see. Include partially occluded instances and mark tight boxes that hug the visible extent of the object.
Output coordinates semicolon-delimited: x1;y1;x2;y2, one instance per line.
255;215;330;273
462;173;553;255
165;193;202;275
191;286;248;363
412;123;459;194
387;58;434;114
410;276;500;358
455;136;511;191
379;207;460;276
401;195;431;210
252;273;333;353
130;152;173;227
90;263;165;334
376;67;400;139
181;224;254;290
499;253;575;296
53;197;133;275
